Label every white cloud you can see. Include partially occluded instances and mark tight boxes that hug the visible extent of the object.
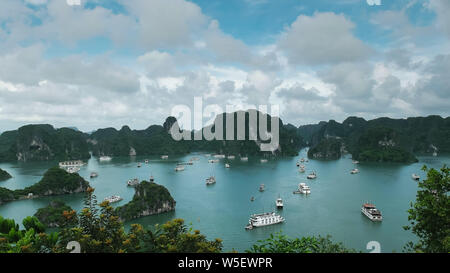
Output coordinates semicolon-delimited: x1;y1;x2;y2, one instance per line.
278;12;372;65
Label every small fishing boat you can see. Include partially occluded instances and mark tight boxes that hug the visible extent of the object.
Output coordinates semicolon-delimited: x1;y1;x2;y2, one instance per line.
127;178;140;187
144;159;149;164
276;197;284;209
149;175;155;182
350;168;359;174
259;184;265;192
294;183;310;194
175;166;185;172
227;155;236;160
104;195;123;204
225;163;230;168
161;155;169;160
260;159;268;163
99;156;112;162
90;172;98;178
206;176;216;185
241;157;249;161
352;160;359;164
307;171;317;179
137;163;142;168
412;174;420;181
250;196;255;202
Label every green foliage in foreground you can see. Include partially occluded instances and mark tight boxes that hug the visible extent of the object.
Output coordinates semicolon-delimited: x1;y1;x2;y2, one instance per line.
246;232;356;253
34;200;78;228
404;165;450;253
0;188;222;253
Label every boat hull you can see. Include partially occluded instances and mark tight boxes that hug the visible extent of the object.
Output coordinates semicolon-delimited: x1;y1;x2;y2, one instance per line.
361;208;383;221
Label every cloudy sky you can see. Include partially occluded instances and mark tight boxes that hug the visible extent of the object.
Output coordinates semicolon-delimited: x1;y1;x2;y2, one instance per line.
0;0;449;132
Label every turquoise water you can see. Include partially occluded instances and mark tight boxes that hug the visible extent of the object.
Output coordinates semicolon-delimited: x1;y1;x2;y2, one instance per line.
0;149;448;253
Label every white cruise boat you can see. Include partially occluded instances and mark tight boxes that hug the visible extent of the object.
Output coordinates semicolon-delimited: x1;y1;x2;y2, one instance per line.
59;160;85;168
175;166;185;172
260;159;268;163
307;171;317;179
225;163;230;168
276;197;284;209
127;178;140;187
352;160;359;164
294;183;310;194
350;168;359;174
99;156;112;162
104;195;123;204
149;175;155;182
137;163;142;168
411;174;420;180
206;176;216;185
214;154;226;159
227;155;235;160
161;155;169;160
361;203;382;221
245;212;285;230
90;172;98;178
241;157;249;161
144;159;149;164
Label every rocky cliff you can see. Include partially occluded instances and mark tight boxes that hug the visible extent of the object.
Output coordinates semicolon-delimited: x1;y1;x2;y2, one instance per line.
116;181;175;221
0;125;90;162
0;168;12;182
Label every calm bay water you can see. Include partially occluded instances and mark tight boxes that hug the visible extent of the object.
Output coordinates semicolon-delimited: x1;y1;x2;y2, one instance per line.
0;149;448;252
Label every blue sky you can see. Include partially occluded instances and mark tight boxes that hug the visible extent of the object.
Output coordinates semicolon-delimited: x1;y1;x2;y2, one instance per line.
0;0;449;131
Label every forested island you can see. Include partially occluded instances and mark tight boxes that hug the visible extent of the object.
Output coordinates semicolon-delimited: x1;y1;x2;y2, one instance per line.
116;181;176;221
0;110;304;163
0;113;448;164
89;110;303;158
0;167;90;205
300;115;449;163
0;169;11;182
34;200;77;228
